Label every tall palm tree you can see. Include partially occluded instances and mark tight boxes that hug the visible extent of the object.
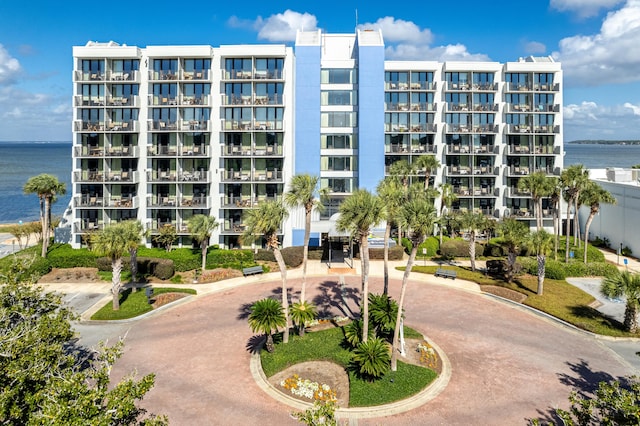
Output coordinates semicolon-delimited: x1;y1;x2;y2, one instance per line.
388;159;413;240
376;177;405;295
518;171;552;230
438;182;457;245
601;270;640;333
391;198;436;371
248;298;286;352
23;174;66;258
242;201;290;343
580;181;616;263
121;220;145;284
413;154;440;191
90;222;129;310
498;218;529;283
526;229;554;295
336;189;383;343
188;214;219;272
284;174;327;304
548;178;562;260
454;210;490;272
561;165;589;262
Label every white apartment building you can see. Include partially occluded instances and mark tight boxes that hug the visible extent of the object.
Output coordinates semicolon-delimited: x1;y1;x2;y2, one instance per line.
68;32;563;249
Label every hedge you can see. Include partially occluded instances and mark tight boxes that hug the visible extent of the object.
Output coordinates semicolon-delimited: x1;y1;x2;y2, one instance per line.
206;249;254;270
367;246;405;260
47;244;97;268
417;236;444;257
440;238;484;258
518;257;617;279
96;256;175;280
138;247;200;272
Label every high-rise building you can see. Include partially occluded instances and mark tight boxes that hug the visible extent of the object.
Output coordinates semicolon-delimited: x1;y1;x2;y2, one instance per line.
69;32;562;249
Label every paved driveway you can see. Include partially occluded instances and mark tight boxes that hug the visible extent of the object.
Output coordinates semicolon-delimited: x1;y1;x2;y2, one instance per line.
92;276;636;425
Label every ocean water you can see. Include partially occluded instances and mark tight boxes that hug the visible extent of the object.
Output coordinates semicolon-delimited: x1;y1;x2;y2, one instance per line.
0;141;638;224
0;142;72;224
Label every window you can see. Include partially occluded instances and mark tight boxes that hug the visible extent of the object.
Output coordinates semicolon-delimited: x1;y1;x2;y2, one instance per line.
321;134;356;149
255;58;284;79
184;58;211;72
472;72;494;85
111;59;139;73
321;69;356;84
153;59;178;75
182;108;210;121
111;84;139;98
410;71;433;88
320;178;356;193
321;112;356;127
225;58;252;78
82;59;104;74
110;108;138;122
321;156;356;171
322;90;356;106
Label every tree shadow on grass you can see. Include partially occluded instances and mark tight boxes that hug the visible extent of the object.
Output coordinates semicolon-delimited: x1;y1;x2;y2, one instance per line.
528;358;630;424
569;305;625;332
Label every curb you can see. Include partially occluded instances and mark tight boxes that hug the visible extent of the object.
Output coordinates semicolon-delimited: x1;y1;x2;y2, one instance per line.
249;334;451;419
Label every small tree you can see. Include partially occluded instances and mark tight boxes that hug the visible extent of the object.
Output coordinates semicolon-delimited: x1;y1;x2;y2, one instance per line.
153;224;177;252
289;301;317;337
188;214;219;272
23;173;66;258
526;230;554;296
413;154;440;191
518;171;553;230
498;218;529;283
376;177;405;295
90;222;129;310
454;210;491;272
580;181;616;263
248;298;286;352
351;338;391;381
438;183;457;246
368;293;398;339
121;220;145;284
601;270;640;333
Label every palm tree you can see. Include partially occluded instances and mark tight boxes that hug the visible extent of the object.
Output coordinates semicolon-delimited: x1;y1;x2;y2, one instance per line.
284;174;327;304
368;293;398;338
336;189;383;343
413;154;440;191
438;182;457;246
188;214;219;272
351;338;391;381
121;220;145;285
518;171;552;230
90;222;129;310
580;181;616;263
548;178;562;260
388;159;412;190
376;177;405;295
23;174;66;258
248;298;286;352
454;210;491;272
289;301;317;337
601;271;640;333
498;218;529;283
391;198;436;371
526;230;554;295
561;165;589;262
242;201;290;343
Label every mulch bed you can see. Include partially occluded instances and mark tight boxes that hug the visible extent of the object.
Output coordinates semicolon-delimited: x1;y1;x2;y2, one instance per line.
481;285;527;303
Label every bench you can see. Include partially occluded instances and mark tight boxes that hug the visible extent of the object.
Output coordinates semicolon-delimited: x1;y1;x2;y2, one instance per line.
434;268;457;279
243;266;264;276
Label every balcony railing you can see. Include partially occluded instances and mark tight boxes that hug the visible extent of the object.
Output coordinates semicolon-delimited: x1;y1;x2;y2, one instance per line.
180;95;210;106
74;195;104;207
106;95;138;107
385;123;436;133
103;196;138;208
178;145;208;156
74;146;105;157
149;220;178;231
148;146;178;156
178;170;211;182
447;103;471;112
508;187;532;197
147;120;178;131
221;145;282;156
106;170;138;183
386;145;436;154
74;170;105;183
221;195;281;208
147;196;178;207
178;195;209;208
73;71;106;82
506;83;532;92
447;145;472;154
106;70;139;82
506;166;560;176
224;94;284;106
74;220;104;233
472;103;497;111
221;119;284;131
221;170;283;182
181;69;210;81
224;69;284;80
147;171;178;182
104;146;138;157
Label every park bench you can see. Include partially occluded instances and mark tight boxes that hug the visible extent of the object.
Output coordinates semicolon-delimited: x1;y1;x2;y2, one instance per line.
434;268;457;280
243;265;264;276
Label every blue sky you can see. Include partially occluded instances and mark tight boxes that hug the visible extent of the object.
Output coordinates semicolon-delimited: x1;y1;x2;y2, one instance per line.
1;0;639;142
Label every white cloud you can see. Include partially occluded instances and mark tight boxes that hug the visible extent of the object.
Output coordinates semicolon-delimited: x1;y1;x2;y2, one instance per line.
358;17;432;44
228;10;318;42
550;0;625;18
0;44;21;84
553;0;640;86
563;100;640;140
524;41;547;54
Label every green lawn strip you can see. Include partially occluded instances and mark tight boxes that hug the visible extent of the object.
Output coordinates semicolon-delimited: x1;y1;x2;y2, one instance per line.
402;265;634;337
261;326;436;407
91;287;197;320
349;362;437;407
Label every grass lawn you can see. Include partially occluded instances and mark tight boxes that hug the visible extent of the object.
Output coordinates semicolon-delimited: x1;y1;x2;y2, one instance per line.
260;326;437;407
91;287;197;320
406;265;633;338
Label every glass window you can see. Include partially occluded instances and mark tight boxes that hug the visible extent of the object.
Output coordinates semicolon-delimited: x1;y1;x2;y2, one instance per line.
321;90;356;106
321;112;356;127
321;134;356;149
321;69;356;84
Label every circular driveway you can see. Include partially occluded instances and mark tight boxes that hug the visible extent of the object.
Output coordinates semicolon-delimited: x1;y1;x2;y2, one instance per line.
104;276;635;425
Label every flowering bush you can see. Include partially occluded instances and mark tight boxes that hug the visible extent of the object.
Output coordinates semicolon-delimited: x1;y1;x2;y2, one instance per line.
280;374;337;403
306;316;350;328
417;341;438;369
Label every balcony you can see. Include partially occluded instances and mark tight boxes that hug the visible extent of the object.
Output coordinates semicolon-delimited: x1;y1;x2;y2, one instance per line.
75;121;106;132
179;145;208;157
104;146;138;157
147;196;178;207
224;94;283;106
446;166;472;176
508;187;532;197
471;83;497;91
74;195;104;207
178;170;211;182
148;120;179;131
74;146;105;157
224;69;283;80
447;103;471;112
74;71;106;82
506;83;532;92
106;121;138;132
181;95;210;106
446;82;472;91
178;120;210;132
221;119;284;131
221;195;281;208
181;70;210;81
472;103;497;112
149;220;178;231
74;220;104;233
178;195;209;208
74;96;106;107
148;95;178;106
106;95;139;107
534;83;560;92
147;170;178;182
106;170;138;183
103;196;138;209
106;70;140;82
447;145;472;154
385;123;436;133
148;145;178;156
221;169;283;183
507;166;532;176
74;170;105;183
148;70;179;81
222;145;282;156
221;221;247;234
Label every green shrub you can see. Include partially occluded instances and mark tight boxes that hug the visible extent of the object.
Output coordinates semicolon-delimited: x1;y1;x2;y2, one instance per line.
587;262;618;277
281;246;304;268
170;274;183;284
308;247;324;260
544;260;567;280
152;259;175;280
207;249;254;270
368;246;404;260
254;249;276;262
622;245;633;256
417;236;441;257
47;244;97;268
439;238;483;258
483;239;507;257
397;238;413;254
